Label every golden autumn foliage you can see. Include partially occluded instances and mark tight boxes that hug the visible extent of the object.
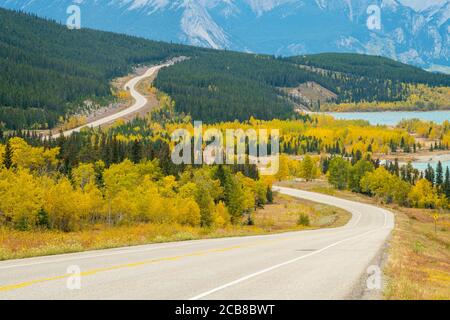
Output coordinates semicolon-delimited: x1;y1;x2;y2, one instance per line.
408;179;446;209
0;139;271;232
275;154;291;181
8;137;59;173
213;201;231;228
398;119;450;148
115;90;131;100
275;154;320;182
44;178;84;231
59;115;88;131
0;192;351;261
158;92;175;110
360;167;411;205
164;115;415;157
0;169;43;229
72;163;96;191
322;84;450;112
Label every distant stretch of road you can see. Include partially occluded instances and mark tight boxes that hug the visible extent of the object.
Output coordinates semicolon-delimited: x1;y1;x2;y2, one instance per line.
49;61;172;139
0;187;394;300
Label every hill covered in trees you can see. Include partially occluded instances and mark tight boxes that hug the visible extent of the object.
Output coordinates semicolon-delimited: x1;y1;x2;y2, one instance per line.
0;8;194;129
1;8;449;129
155;51;450;120
287;53;450;87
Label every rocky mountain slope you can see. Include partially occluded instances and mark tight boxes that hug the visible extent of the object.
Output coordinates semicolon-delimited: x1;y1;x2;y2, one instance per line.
1;0;448;71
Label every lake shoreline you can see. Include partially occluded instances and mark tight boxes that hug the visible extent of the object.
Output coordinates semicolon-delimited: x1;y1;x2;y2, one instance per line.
413;153;450;164
322;110;450;126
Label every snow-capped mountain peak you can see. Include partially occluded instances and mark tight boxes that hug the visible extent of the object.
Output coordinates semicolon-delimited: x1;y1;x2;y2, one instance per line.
0;0;448;69
246;0;294;16
180;0;230;49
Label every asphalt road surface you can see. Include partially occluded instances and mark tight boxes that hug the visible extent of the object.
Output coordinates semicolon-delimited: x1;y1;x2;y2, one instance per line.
0;186;394;300
49;61;171;139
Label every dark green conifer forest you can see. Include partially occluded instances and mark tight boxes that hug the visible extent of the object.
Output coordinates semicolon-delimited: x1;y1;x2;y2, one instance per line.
1;8;449;129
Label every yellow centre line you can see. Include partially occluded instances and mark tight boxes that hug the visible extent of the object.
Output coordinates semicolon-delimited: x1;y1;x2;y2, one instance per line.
0;237;289;293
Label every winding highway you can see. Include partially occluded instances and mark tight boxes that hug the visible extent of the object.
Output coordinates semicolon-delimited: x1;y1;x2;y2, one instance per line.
0;186;394;300
49;61;173;139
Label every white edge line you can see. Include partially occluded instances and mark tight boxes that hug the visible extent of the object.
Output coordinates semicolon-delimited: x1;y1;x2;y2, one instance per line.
189;228;381;300
0;242;194;270
48;62;171;139
1;187;390;270
0;224;359;270
0;226;356;270
274;186;363;228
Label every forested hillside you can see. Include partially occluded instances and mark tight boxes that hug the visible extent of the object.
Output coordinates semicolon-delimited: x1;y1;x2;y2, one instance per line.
0;8;193;129
288;53;450;87
154;51;450;120
154;52;320;122
1;8;449;129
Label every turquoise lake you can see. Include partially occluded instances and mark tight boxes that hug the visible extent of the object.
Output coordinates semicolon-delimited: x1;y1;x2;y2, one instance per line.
326;110;450;126
326;111;450;170
411;160;450;172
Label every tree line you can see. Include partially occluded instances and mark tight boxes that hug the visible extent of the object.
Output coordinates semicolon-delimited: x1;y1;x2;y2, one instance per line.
288;53;450;87
273;150;449;209
324;156;450;209
0;8;196;129
2;8;449;129
0;137;272;231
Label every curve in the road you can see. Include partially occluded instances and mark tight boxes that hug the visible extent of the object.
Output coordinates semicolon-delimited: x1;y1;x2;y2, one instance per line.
0;187;394;300
49;61;171;139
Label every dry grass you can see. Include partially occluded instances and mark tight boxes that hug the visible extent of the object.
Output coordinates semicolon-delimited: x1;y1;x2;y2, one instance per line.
278;178;450;300
384;207;450;300
254;193;350;231
0;194;350;261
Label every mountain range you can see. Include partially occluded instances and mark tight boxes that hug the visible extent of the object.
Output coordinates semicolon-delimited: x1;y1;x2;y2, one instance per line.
1;7;449;129
0;0;448;72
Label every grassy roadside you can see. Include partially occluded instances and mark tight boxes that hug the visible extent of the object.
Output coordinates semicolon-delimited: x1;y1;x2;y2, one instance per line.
0;193;350;261
278;179;450;300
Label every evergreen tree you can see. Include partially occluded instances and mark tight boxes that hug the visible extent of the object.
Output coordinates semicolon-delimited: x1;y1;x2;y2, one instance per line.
214;165;227;203
266;185;273;204
196;190;215;227
424;164;435;185
94;161;105;189
328;157;350;190
227;179;245;224
444;167;450;198
321;157;329;174
374;158;380;168
436;161;443;191
348;159;374;193
3;140;13;169
214;165;244;223
394;158;400;177
37;208;50;229
131;139;142;164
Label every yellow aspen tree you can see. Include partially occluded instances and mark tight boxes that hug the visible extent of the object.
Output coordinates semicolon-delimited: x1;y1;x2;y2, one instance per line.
43;178;81;231
0;168;43;229
72;163;96;191
213;201;231;228
176;198;201;227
